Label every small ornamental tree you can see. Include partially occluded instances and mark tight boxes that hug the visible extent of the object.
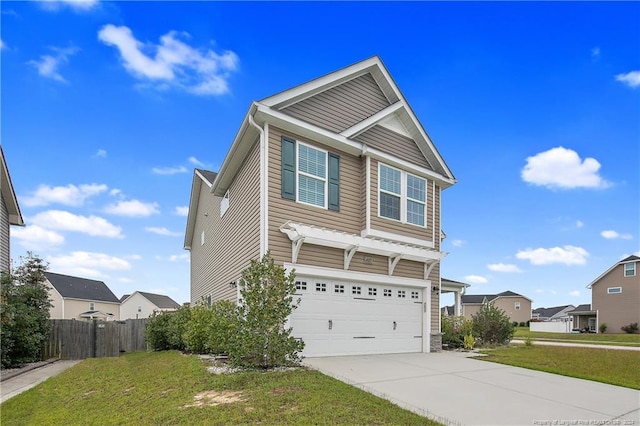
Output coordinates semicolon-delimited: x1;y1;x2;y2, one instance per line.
0;253;52;368
229;252;304;368
471;303;514;346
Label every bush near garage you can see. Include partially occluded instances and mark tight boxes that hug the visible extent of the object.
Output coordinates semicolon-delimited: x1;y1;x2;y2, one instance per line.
442;315;474;349
472;303;514;346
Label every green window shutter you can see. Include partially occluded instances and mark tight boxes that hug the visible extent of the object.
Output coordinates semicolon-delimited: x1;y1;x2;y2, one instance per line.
281;137;296;200
328;153;340;211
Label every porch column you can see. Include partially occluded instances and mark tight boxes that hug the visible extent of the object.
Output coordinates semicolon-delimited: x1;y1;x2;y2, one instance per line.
455;291;462;316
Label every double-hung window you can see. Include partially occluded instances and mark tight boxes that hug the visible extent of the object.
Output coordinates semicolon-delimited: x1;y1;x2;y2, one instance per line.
379;163;426;226
624;262;636;277
281;136;340;211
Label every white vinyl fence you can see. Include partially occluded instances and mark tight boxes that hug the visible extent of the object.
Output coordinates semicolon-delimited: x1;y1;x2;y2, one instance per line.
530;320;573;333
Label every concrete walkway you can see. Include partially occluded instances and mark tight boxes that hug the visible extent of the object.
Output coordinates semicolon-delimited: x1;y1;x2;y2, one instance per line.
304;352;640;426
512;339;640;351
0;360;80;403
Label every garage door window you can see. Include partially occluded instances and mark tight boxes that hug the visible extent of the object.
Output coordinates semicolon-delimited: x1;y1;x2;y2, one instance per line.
368;287;377;296
316;283;327;292
383;289;392;297
295;281;307;291
411;291;419;300
334;284;344;294
352;286;362;295
398;290;406;298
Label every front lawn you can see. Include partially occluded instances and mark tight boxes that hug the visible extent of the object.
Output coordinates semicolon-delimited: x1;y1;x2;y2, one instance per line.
0;351;438;425
514;327;640;346
479;345;640;389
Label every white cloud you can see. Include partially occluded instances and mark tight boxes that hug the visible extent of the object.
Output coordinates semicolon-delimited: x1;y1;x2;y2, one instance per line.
569;290;580;297
152;165;188;175
451;239;465;247
516;245;589;266
127;254;142;260
27;46;79;83
487;263;522;273
94;149;107;158
12;225;65;249
615;71;640;88
40;0;99;12
521;147;610;189
104;200;159;217
97;24;239;96
47;251;131;278
145;227;182;237
576;220;584;228
188;156;204;166
590;47;600;59
32;210;123;238
118;277;133;283
601;230;632;240
22;183;108;207
168;253;189;262
464;275;488;284
175;206;189;216
0;38;6;50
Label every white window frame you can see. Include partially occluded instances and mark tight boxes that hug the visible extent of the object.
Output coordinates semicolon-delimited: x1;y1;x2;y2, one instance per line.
624;262;636;277
89;302;95;311
607;287;622;294
220;190;230;217
296;141;328;209
515;302;521;310
200;230;205;246
378;163;426;227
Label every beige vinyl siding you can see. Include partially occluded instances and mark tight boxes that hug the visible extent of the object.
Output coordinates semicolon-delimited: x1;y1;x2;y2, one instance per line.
47;286;64;319
360;157;367;231
0;193;9;273
355;125;433;170
268;127;362;266
394;259;424;280
62;299;120;320
429;263;440;333
369;158;435;243
281;74;390;133
190;141;261;305
491;297;532;324
592;262;640;333
349;253;388;276
462;304;482;321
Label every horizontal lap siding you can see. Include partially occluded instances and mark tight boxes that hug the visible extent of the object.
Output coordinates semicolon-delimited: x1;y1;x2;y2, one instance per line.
355;125;433;170
369;159;434;243
592;264;640;333
0;194;9;273
269;127;361;266
190;142;261;304
394;259;424;280
429;263;440;333
281;74;390;133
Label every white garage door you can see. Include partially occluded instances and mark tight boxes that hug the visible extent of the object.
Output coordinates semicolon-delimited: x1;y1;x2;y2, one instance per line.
289;278;424;357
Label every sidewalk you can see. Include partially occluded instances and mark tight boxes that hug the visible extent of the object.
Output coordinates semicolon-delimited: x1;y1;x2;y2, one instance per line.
511;339;640;351
0;360;80;404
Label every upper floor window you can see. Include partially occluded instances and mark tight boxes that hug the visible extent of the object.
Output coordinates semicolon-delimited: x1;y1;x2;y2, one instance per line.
379;163;426;227
220;190;230;217
281;137;340;211
607;287;622;294
624;262;636;277
89;302;95;311
515;302;521;310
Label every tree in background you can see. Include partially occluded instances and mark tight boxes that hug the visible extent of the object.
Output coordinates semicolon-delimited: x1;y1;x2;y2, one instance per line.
1;253;52;368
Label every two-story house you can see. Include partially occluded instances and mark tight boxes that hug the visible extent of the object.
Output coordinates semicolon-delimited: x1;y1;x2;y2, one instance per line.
45;272;120;321
184;57;456;357
461;291;533;324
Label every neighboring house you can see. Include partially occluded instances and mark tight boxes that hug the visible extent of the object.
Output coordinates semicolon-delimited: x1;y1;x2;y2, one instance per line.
583;255;640;333
441;305;455;317
45;272;120;321
185;56;457;357
461;291;532;324
120;291;181;319
0;146;25;273
567;304;596;332
531;305;575;321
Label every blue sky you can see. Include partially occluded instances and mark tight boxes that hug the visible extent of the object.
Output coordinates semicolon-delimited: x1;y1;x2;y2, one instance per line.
2;1;638;308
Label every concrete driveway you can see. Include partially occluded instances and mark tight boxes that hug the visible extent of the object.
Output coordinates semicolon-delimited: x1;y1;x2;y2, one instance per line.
304;352;640;426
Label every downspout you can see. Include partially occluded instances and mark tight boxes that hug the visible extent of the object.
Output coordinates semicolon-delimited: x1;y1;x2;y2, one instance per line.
248;113;267;258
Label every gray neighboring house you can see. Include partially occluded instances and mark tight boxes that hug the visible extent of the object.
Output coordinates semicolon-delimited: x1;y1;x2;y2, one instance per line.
120;291;181;319
1;146;25;274
531;305;575;321
45;272;120;321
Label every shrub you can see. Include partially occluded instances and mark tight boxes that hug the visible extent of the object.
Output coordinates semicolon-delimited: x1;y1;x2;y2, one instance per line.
183;300;237;355
229;252;304;368
145;311;173;351
463;334;476;350
472;303;514;346
524;336;533;346
599;323;607;333
166;304;191;351
183;303;213;354
1;253;52;368
442;315;473;349
519;322;526;327
512;321;518;328
621;322;639;334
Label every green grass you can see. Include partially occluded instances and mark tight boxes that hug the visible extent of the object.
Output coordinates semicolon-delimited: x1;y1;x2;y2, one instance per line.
514;327;640;346
479;345;640;389
0;351;438;425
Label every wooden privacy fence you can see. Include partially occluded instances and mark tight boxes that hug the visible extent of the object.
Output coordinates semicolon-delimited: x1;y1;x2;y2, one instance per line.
43;319;148;360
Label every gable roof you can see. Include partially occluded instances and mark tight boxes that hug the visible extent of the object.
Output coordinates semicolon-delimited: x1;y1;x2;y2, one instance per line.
136;291;181;309
462;290;531;305
568;304;595;315
0;146;24;226
45;272;119;303
587;255;640;288
119;294;130;303
210;56;456;199
532;305;574;319
184;169;218;250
